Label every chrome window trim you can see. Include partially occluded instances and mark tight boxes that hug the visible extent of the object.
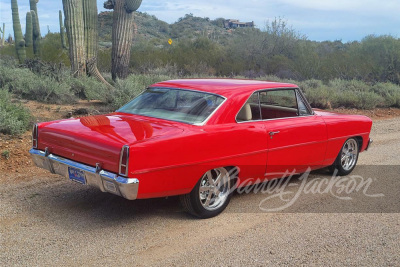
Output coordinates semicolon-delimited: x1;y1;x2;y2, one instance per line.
296;88;314;115
235;87;315;124
117;87;227;126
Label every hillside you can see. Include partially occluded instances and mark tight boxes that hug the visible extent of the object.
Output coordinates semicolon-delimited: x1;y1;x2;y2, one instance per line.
98;12;235;46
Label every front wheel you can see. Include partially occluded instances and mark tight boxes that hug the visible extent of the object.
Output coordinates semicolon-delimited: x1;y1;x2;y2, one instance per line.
180;167;233;219
330;138;360;176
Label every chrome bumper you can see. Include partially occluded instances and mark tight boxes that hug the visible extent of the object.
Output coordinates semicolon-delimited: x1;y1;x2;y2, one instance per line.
366;138;373;151
29;148;139;200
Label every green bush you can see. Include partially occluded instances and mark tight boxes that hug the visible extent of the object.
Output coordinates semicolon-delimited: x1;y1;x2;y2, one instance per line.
65;75;111;101
371;82;400;107
0;90;32;135
2;66;76;104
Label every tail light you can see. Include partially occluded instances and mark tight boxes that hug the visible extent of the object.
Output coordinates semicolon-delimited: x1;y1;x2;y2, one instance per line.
32;124;38;148
119;145;130;176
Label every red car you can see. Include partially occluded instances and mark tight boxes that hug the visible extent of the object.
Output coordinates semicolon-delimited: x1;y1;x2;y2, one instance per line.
30;79;373;218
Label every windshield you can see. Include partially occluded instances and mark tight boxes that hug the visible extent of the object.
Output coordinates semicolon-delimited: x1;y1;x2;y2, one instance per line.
117;88;225;124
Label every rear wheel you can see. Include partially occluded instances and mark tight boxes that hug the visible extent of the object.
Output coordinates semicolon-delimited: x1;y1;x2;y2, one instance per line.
180;167;233;219
330;138;359;176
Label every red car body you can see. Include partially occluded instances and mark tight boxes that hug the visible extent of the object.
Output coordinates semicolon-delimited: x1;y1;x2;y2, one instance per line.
30;79;373;201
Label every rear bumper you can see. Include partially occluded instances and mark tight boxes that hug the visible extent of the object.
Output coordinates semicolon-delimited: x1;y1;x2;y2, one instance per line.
29;148;139;200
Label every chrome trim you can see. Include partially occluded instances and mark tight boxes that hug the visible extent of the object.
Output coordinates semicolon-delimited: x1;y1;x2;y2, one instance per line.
295;88;314;115
29;148;139;200
116;87;228;126
365;138;373;151
119;145;130;176
269;131;280;139
236;114;315;124
32;124;38;149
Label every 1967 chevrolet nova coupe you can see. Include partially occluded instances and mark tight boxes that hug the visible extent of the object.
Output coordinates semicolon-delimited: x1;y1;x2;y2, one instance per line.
30;79;373;218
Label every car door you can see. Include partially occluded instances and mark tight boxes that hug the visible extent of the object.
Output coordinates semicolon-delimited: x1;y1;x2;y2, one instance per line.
259;89;327;178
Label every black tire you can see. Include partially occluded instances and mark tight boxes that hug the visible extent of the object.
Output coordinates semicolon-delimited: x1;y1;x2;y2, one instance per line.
329;138;360;176
180;167;233;219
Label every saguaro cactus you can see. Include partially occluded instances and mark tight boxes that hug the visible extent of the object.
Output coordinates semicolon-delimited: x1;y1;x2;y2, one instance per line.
0;23;5;46
11;0;26;63
62;0;86;76
29;0;41;56
104;0;142;81
83;0;112;85
31;10;41;56
62;0;112;88
59;10;67;49
25;12;33;47
29;0;41;36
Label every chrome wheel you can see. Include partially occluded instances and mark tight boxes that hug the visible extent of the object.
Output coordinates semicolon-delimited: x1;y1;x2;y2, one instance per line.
340;139;359;171
198;168;230;211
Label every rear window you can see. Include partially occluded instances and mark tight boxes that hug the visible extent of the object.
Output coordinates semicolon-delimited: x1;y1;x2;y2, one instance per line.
117;88;225;124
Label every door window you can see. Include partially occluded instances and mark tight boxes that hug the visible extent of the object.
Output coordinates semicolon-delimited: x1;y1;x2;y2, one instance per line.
237;88;311;122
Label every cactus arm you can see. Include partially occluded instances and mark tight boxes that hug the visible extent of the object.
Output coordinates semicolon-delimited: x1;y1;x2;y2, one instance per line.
31;11;41;56
83;0;98;60
59;10;67;49
0;23;5;46
104;0;115;9
11;0;26;63
124;0;142;13
25;12;33;47
29;0;41;37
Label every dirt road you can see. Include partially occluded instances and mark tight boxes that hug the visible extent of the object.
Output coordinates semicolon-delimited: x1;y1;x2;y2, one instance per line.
1;117;399;266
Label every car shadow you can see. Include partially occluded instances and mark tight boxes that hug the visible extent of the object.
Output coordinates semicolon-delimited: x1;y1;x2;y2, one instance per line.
26;167;377;228
24;182;198;231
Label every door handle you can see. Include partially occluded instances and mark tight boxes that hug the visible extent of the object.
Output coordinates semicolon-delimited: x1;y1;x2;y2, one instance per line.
269;131;280;139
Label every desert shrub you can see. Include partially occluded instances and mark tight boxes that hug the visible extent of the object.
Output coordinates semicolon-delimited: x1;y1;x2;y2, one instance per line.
299;80;332;109
328;79;369;92
371;82;400;107
0;90;32;135
3;68;76;104
0;61;77;104
40;33;70;66
332;91;382;109
0;45;18;59
65;75;111;101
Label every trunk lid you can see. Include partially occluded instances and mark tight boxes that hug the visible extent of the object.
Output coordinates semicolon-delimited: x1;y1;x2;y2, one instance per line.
37;113;184;174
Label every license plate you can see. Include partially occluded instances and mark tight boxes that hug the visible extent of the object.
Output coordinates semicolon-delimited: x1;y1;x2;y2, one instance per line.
68;167;86;185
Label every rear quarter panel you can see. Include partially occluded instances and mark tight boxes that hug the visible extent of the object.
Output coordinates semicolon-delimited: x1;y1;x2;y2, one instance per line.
131;122;268;199
320;113;372;166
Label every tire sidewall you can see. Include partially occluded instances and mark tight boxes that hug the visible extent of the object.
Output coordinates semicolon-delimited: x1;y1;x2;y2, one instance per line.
189;170;233;219
334;138;360;176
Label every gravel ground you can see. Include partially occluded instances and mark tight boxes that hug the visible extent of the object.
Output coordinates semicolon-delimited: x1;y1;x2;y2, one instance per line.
0;118;399;266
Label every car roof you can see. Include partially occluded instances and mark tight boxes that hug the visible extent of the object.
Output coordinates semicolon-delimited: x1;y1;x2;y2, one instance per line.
150;79;298;98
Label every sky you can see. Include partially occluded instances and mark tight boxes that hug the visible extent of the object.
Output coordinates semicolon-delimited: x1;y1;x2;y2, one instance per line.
0;0;400;42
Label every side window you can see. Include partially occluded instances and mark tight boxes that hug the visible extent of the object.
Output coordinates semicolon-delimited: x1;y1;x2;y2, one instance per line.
236;89;312;122
236;93;261;122
259;90;297;109
296;91;311;116
259;89;298;119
